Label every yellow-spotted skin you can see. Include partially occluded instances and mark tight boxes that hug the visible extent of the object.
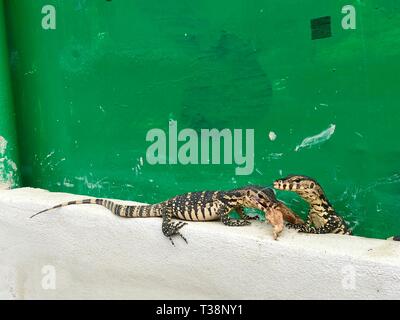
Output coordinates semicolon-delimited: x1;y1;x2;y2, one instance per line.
274;175;351;235
31;186;304;244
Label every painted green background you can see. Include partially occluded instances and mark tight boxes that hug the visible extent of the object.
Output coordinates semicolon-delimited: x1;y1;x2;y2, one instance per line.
3;0;400;238
0;1;19;188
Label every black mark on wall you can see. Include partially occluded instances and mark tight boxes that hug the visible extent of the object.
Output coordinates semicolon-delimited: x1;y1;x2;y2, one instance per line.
310;16;332;40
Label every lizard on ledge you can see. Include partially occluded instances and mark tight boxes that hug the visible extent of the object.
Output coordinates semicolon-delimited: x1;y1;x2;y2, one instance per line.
273;175;351;235
31;185;304;244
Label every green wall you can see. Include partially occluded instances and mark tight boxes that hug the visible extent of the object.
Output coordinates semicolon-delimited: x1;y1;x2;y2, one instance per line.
3;0;400;238
0;1;19;188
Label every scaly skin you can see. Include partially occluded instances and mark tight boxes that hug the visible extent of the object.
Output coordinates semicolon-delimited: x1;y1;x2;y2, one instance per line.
273;175;351;235
31;185;304;244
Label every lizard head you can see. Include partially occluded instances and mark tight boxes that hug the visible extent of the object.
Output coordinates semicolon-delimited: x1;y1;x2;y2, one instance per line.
241;185;304;225
243;185;278;208
273;175;326;203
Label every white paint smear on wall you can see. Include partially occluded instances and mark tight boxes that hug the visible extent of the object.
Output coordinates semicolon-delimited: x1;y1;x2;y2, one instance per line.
295;124;336;152
0;136;7;155
0;136;18;189
268;131;277;141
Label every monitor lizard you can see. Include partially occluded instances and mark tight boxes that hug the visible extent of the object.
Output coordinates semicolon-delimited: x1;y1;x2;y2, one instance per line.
31;185;304;244
274;175;351;235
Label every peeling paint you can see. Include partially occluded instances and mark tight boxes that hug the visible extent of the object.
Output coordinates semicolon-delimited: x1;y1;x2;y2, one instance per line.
267;152;283;161
63;178;75;188
272;77;288;91
7;159;17;171
0;136;18;189
295;124;336;152
132;157;144;176
0;136;7;154
74;176;106;190
268;131;277;141
364;173;400;192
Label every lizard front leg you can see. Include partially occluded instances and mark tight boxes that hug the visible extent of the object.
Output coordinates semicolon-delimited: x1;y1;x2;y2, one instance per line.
161;207;188;245
286;216;312;230
235;207;259;221
296;224;329;234
295;218;350;235
218;205;251;226
291;217;337;234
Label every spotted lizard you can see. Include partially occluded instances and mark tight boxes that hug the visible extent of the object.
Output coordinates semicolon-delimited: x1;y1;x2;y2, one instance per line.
273;175;351;235
31;185;304;244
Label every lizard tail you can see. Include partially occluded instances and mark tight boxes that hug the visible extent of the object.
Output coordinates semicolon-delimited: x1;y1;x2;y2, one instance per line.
30;198;162;219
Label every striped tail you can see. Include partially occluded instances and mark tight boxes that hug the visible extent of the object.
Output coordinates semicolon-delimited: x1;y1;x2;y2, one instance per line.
30;198;162;219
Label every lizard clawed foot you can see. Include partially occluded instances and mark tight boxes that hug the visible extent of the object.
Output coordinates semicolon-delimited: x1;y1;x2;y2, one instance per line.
285;222;301;230
227;219;251;226
174;221;187;230
285;222;311;233
236;219;251;226
244;215;259;221
178;233;188;244
163;221;189;245
221;215;251;226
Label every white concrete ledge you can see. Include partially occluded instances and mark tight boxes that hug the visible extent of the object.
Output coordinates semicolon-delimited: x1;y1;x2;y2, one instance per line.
0;187;400;299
